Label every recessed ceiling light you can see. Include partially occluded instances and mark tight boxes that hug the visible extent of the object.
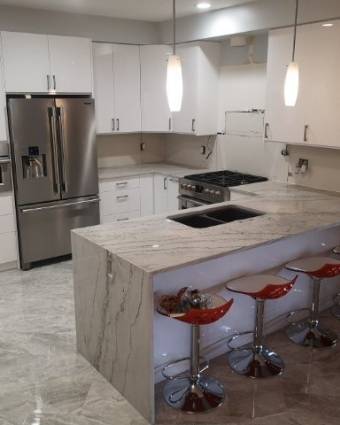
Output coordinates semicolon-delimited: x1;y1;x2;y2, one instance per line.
196;2;211;10
322;23;334;27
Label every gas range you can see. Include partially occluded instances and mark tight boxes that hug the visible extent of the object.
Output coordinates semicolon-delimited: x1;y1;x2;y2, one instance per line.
178;170;268;208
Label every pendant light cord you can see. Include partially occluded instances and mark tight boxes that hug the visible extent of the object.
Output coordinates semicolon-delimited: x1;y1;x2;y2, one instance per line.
173;0;176;55
292;0;299;61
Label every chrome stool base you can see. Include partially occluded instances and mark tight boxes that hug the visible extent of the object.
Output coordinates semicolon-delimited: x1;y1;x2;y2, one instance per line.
163;376;225;413
286;321;337;348
331;304;340;319
227;345;284;378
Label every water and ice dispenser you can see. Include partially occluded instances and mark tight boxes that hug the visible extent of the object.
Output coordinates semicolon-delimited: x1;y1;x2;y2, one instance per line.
22;146;47;180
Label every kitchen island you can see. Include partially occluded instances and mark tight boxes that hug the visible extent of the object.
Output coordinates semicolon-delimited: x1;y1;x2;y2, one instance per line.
72;182;340;424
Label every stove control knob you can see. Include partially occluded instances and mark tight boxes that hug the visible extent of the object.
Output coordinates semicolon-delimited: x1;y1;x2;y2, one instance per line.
191;185;196;191
215;191;221;196
187;185;192;189
209;190;215;194
204;188;210;193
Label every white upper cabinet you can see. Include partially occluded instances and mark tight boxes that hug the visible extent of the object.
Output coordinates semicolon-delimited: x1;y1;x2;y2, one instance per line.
112;44;141;133
265;28;305;144
173;42;220;136
93;44;115;133
0;42;7;141
48;35;92;93
295;21;340;148
1;32;50;93
140;45;172;133
93;43;141;134
265;21;340;148
1;31;92;94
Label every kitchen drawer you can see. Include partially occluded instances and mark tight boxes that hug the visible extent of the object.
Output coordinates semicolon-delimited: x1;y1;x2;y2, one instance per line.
101;210;140;224
0;232;17;263
100;188;140;216
0;214;16;234
99;176;140;193
0;193;14;216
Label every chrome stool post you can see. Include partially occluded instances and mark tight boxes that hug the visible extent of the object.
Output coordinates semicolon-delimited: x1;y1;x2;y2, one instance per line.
331;246;340;319
285;256;340;347
226;274;297;379
158;288;233;413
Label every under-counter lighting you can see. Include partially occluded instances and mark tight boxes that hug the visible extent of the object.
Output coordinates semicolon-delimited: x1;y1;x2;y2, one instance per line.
196;2;211;9
322;23;334;27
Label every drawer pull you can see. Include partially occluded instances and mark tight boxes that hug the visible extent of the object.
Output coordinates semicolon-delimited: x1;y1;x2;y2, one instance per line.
117;217;129;222
116;195;129;201
116;181;128;187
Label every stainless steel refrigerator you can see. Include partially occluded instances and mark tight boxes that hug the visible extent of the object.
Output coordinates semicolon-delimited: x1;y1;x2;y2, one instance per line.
7;96;99;270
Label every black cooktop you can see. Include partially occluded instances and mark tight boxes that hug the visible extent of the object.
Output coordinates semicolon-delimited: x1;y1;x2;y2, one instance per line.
184;170;268;188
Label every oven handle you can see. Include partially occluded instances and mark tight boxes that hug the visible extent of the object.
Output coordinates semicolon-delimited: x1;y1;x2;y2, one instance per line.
178;195;210;208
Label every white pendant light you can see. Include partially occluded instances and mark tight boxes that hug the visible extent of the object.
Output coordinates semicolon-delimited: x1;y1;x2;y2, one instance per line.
284;0;299;107
167;0;183;112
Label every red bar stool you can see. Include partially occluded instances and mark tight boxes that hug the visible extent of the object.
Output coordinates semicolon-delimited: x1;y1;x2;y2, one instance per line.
225;274;296;378
157;288;233;413
285;256;340;347
331;246;340;319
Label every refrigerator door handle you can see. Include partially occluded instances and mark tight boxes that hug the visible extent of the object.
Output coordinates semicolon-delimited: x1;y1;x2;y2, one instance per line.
48;106;60;194
20;197;100;213
56;106;69;193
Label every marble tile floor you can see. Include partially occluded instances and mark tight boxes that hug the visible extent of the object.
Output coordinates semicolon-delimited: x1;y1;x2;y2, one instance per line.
156;313;340;425
1;261;340;425
0;261;149;425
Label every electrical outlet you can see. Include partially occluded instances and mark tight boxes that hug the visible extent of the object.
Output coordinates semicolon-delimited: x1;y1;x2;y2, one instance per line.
200;145;206;155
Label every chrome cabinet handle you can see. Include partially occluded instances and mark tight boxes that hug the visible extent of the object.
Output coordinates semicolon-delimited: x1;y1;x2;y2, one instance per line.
21;198;100;213
117;217;129;222
304;125;309;142
168;177;178;183
169;117;172;131
192;118;196;133
116;195;128;200
264;122;269;139
48;106;60;194
116;118;120;132
112;118;115;131
53;75;56;91
47;75;51;91
0;158;11;164
116;181;128;187
56;107;68;193
163;177;168;190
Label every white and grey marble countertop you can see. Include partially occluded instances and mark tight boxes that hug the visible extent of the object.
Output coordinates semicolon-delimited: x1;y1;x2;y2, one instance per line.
74;181;340;274
98;162;210;180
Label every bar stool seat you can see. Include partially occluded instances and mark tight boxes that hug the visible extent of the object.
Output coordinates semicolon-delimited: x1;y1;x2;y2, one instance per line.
285;256;340;347
158;288;233;413
226;274;296;378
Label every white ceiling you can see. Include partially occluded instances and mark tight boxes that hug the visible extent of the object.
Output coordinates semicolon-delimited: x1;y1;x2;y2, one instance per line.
0;0;259;22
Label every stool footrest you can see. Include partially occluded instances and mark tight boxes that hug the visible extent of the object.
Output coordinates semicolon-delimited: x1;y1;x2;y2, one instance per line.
162;356;209;381
227;331;254;351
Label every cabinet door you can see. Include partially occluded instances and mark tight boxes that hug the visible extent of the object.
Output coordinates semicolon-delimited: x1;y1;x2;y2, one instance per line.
154;174;168;214
172;46;198;134
140;174;154;216
0;41;7;141
113;44;141;133
296;21;340;147
93;43;115;134
48;35;92;93
140;45;172;132
1;32;50;93
265;28;304;144
167;177;179;212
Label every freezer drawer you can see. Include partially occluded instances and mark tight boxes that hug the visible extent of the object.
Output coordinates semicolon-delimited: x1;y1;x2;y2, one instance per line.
17;196;99;269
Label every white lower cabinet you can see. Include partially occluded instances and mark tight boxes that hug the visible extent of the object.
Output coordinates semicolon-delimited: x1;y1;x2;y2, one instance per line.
140;174;154;217
0;193;17;266
99;173;179;223
154;174;180;214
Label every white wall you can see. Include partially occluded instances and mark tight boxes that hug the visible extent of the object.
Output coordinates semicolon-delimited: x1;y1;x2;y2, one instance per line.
159;0;340;44
0;5;159;44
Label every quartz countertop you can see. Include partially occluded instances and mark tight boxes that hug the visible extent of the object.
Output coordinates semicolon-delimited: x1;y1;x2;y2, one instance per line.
98;163;210;180
73;181;340;274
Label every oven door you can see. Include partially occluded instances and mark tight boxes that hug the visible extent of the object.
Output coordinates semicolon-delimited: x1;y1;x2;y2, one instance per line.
178;195;211;210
